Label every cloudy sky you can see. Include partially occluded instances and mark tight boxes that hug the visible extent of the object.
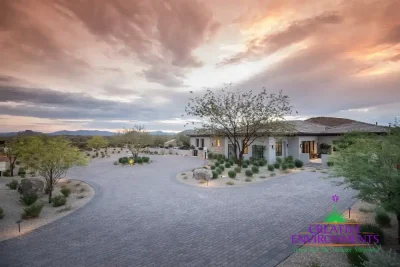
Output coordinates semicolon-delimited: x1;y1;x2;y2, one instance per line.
1;0;399;133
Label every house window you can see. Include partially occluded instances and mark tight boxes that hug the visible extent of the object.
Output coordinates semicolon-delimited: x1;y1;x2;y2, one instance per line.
243;140;248;154
276;142;282;156
252;145;264;159
201;139;204;148
216;139;220;147
196;139;199;147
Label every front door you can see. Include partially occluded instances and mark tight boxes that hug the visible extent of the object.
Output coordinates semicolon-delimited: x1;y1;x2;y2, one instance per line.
301;141;315;158
228;144;235;159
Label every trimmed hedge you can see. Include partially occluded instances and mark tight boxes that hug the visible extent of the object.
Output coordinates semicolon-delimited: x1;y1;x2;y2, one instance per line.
288;163;295;169
294;159;303;168
251;166;259;173
245;170;253;177
225;162;231;168
274;163;280;169
212;171;218;179
211;165;216;170
281;163;288;170
234;167;241;173
22;202;44;219
228;170;236;178
268;164;275;171
52;195;67;207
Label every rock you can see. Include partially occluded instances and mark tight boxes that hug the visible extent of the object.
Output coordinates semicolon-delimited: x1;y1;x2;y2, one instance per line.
17;178;45;197
193;168;212;181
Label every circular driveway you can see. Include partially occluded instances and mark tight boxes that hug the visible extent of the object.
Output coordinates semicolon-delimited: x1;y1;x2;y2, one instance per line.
0;155;355;267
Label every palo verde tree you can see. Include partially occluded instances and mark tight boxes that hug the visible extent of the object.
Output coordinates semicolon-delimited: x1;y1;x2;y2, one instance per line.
4;136;25;177
20;136;88;203
185;87;293;166
122;125;152;158
328;121;400;244
87;136;109;151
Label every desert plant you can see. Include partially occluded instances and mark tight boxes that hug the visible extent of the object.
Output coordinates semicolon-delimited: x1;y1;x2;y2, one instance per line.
60;188;71;198
252;161;259;167
294;159;303;168
281;163;288;170
18;167;26;176
228;170;236;178
142;157;150;163
359;224;385;245
274;163;280;169
245;178;252;182
0;207;4;219
20;192;38;206
113;161;118;165
276;157;282;163
226;181;234;185
219;165;225;171
212;171;218;179
211;165;216;170
347;247;368;267
375;210;391;227
327;161;334;167
288;163;295;169
208;152;213;159
136;157;143;164
242;163;248;168
216;167;222;174
268;164;274;171
79;187;85;193
259;159;267;166
270;172;276;177
361;247;400;267
52;195;67;207
234;167;241;173
285;156;294;162
6;179;18;190
225;162;231;168
251;166;259;173
245;170;253;177
22;202;44;219
215;162;220;167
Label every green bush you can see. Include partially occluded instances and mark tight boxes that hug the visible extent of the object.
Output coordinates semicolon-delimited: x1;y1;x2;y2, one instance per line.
211;165;216;170
362;248;400;267
136;157;143;164
281;163;288;170
347;247;368;267
61;188;71;198
52;195;67;207
252;161;259;167
359;224;385;245
216;167;222;174
119;157;128;164
218;158;224;164
244;159;250;165
374;210;391;227
228;170;236;178
245;170;253;177
234;167;241;173
0;207;4;219
327;161;334;167
215;162;220;167
242;163;248;168
20;192;38;206
274;163;280;169
285;156;294;162
22;202;44;219
18;167;26;176
268;165;275;171
251;166;259;173
212;171;218;179
219;165;225;171
245;178;252;182
6;179;18;190
294;159;303;168
288;163;295;169
276;157;283;163
270;172;276;177
142;157;150;163
208;153;213;159
3;169;10;177
225;162;231;168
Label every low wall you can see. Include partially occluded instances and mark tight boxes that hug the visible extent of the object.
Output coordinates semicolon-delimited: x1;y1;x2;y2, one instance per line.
299;153;310;164
146;147;193;157
321;154;331;166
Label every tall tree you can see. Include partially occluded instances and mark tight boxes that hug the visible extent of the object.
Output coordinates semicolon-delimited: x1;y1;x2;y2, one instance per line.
185;88;293;166
20;136;88;203
122;125;152;158
87;136;109;151
328;123;400;244
175;132;190;148
4;136;24;177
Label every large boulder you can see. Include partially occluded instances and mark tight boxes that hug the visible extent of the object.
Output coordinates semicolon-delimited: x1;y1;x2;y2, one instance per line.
17;178;45;197
193;168;212;181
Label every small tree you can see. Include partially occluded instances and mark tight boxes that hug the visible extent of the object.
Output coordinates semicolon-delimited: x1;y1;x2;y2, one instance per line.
87;136;109;153
122;125;152;158
20;136;87;203
185;87;293;166
4;136;24;177
328;123;400;244
175;132;190;148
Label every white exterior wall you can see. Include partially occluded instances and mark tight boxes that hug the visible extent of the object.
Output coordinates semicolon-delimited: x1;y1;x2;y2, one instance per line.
0;162;6;172
287;136;300;159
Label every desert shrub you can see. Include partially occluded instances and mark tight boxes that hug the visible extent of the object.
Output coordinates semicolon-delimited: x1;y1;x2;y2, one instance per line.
347;247;368;267
6;179;18;190
374;210;391;227
229;160;235;166
288;163;295;169
0;207;4;219
18;167;26;176
226;181;234;185
259;159;267;166
294;159;303;168
52;195;67;207
212;171;218;179
362;248;400;267
252;161;259;167
276;157;282;163
216;167;222;174
215;162;220;167
327;161;334;167
95;152;99;157
3;169;10;177
119;157;128;164
92;155;96;158
86;153;90;157
20;192;38;206
259;176;266;179
285;156;294;162
234;167;241;173
211;165;216;170
281;163;288;170
113;161;118;165
244;159;250;165
219;165;225;171
225;162;231;168
268;165;275;171
16;161;21;165
22;202;44;219
228;170;236;178
245;178;252;182
242;163;248;168
208;153;213;159
245;170;253;177
274;163;280;169
61;188;71;198
136;157;143;164
143;157;150;163
251;166;259;173
270;172;276;177
359;224;385;245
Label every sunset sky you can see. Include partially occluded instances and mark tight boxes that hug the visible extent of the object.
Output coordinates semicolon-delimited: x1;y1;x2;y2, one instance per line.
1;0;399;133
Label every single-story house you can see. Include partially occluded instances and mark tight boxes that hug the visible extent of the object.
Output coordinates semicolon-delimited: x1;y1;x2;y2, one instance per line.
188;117;388;164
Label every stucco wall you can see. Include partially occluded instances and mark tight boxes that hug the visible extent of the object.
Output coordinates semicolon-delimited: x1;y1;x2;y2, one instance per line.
0;162;6;172
287;136;300;159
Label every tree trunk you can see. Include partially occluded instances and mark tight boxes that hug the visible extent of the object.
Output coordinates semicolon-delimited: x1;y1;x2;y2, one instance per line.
238;151;244;167
48;176;53;203
10;163;14;177
397;212;400;245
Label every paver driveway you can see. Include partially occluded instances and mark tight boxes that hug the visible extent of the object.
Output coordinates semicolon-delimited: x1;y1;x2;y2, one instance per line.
0;155;356;267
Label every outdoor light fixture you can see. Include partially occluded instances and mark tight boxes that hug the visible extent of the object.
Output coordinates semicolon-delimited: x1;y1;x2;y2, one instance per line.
16;220;23;232
287;144;289;148
300;144;303;148
272;145;274;149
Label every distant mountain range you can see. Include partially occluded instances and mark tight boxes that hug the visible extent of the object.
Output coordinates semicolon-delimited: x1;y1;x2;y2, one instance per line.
0;129;178;137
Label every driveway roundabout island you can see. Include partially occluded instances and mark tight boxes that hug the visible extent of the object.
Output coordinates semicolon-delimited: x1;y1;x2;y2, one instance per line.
0;155;355;267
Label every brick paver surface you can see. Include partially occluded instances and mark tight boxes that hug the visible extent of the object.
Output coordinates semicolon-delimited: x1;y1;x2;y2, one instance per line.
0;155;355;267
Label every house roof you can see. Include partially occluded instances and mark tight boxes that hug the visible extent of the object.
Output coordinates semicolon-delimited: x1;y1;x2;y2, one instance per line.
321;122;388;134
0;156;9;162
305;117;357;127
